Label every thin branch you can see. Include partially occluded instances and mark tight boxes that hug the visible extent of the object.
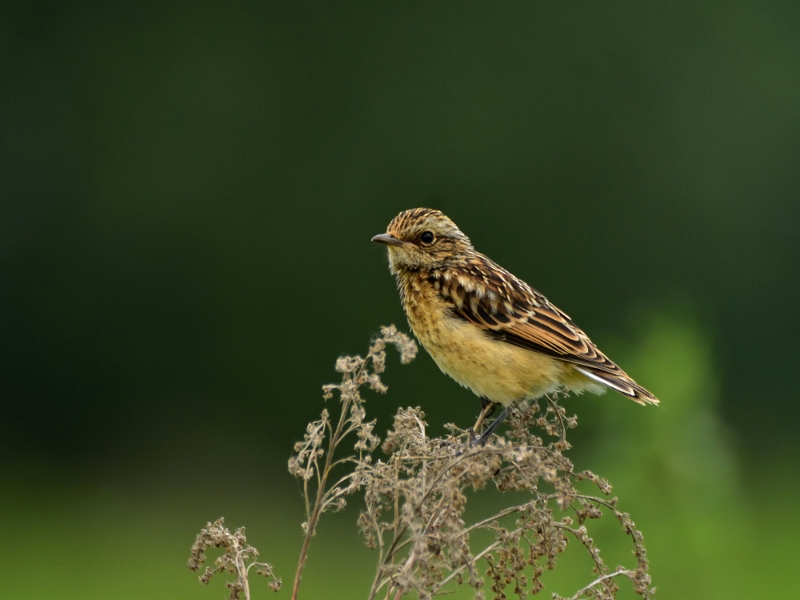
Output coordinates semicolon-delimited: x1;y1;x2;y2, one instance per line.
562;569;634;600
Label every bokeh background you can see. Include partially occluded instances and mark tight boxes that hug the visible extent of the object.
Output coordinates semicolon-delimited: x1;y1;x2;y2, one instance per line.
3;2;799;598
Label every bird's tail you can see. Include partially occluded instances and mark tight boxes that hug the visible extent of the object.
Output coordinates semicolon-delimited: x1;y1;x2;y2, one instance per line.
575;366;660;406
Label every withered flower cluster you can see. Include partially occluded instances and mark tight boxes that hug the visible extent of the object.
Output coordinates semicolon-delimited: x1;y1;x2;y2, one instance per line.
188;517;281;600
360;399;652;600
191;325;653;600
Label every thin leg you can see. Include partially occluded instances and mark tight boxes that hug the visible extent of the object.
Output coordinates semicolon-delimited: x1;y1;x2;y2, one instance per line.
472;398;497;435
477;406;510;445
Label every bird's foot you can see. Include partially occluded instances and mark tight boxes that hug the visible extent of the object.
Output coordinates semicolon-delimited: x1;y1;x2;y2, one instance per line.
475;406;510;446
472;399;497;434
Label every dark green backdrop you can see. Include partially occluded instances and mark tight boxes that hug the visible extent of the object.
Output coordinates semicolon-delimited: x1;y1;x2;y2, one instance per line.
2;2;799;599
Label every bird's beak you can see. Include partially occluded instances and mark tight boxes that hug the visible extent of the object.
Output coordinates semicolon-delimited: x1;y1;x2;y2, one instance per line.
371;233;405;247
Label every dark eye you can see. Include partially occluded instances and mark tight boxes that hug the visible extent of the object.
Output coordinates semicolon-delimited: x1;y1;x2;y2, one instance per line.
420;231;435;245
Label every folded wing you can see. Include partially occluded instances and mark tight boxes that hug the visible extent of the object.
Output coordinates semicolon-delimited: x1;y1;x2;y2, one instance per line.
430;256;659;405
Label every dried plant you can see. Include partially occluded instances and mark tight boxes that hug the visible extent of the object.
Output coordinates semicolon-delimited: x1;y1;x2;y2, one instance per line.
287;325;418;600
360;399;652;600
189;325;654;600
188;517;281;600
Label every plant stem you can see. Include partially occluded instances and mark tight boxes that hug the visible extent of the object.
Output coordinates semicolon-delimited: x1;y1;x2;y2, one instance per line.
564;569;633;600
291;361;365;600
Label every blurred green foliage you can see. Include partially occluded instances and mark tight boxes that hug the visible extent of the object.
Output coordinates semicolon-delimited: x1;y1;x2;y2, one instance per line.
2;1;799;598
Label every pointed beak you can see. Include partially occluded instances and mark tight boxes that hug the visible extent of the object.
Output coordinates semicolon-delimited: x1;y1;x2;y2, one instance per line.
371;233;405;247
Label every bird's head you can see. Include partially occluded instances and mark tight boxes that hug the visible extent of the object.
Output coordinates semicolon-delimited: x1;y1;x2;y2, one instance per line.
372;208;473;273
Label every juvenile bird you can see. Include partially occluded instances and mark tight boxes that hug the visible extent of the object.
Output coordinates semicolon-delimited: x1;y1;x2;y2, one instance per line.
372;208;658;442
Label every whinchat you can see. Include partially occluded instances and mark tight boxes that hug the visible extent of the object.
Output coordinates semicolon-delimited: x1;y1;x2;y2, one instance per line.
372;208;658;441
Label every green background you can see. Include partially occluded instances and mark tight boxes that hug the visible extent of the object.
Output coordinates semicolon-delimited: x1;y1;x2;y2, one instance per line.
3;1;799;598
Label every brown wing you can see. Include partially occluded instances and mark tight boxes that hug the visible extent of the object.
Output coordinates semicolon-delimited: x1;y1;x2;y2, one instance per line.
429;255;659;405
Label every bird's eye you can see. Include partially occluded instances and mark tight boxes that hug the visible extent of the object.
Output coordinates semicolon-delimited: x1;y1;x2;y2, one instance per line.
420;231;435;245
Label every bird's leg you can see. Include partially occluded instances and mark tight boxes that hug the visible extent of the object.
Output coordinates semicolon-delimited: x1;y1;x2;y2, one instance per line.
477;406;510;445
471;398;497;436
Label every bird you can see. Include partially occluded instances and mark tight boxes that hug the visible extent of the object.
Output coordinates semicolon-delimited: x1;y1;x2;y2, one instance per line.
372;208;658;443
